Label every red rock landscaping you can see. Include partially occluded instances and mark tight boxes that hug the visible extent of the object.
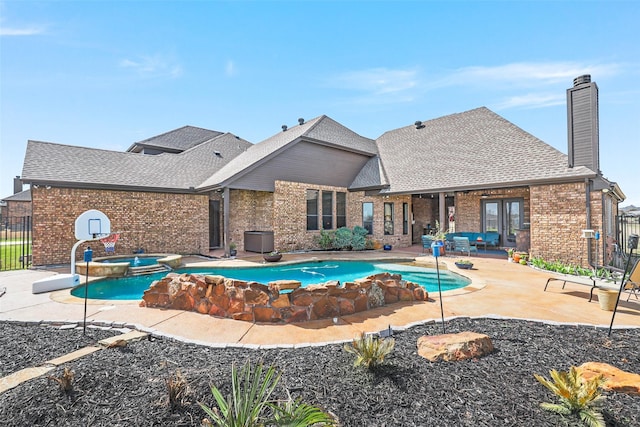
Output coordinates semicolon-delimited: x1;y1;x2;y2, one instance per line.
140;271;429;323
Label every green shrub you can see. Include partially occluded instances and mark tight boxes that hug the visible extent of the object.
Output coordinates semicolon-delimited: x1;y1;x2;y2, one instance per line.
334;227;353;250
199;362;334;427
351;226;368;251
315;230;335;250
534;366;606;427
344;332;395;370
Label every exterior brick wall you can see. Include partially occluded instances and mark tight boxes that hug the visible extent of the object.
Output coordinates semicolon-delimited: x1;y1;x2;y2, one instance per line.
5;200;32;217
270;181;412;251
530;182;592;266
411;196;437;243
454;188;531;234
31;187;209;266
228;189;273;251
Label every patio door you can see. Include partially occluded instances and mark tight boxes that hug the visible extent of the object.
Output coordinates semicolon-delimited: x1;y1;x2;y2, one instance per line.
482;198;523;247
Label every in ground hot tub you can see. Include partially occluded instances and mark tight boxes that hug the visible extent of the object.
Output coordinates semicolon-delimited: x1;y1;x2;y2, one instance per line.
75;254;182;277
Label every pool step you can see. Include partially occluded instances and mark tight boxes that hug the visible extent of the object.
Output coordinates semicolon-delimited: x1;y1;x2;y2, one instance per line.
127;264;171;276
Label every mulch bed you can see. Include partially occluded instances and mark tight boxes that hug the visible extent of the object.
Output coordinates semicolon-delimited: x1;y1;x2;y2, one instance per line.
1;318;638;426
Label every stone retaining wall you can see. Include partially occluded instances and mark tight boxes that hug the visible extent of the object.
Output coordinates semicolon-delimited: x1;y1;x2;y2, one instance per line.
140;272;429;323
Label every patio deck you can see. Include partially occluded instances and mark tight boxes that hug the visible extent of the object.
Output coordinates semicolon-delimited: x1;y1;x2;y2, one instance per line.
1;246;639;348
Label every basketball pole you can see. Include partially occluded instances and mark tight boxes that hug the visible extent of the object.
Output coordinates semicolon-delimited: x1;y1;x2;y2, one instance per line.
83;245;93;335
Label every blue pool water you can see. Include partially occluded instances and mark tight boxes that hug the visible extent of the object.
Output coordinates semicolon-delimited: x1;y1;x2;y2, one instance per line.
71;260;471;300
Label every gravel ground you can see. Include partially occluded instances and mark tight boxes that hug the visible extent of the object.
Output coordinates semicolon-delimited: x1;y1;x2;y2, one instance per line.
1;318;639;426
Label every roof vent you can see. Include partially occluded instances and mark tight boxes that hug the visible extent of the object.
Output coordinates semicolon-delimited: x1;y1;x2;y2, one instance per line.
415;120;425;129
214;150;222;157
573;74;591;87
298;118;304;125
282;125;288;132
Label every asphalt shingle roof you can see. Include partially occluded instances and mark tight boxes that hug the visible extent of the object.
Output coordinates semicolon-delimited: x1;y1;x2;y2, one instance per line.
22;133;252;191
127;125;224;153
198;115;377;190
375;107;596;194
1;189;31;202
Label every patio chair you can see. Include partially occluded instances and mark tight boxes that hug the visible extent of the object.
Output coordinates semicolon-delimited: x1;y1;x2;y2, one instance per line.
453;236;478;257
421;235;434;254
623;259;640;302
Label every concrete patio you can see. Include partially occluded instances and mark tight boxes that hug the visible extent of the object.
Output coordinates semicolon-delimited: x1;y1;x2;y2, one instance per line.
1;248;639;348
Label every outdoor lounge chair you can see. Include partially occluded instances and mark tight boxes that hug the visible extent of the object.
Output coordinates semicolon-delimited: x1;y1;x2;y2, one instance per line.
453;236;478;257
421;235;434;254
544;259;639;302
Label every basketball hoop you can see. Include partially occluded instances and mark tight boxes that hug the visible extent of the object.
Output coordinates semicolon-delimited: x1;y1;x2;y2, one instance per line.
100;233;120;253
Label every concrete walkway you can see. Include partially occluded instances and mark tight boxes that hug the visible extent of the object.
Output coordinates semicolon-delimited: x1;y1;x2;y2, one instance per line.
1;250;639;348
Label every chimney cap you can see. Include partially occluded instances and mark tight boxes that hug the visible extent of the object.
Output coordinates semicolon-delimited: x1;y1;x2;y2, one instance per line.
573;74;591;87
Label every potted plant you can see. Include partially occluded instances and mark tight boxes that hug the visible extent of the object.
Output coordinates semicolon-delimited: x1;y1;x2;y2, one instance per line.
229;242;237;257
506;248;515;262
518;252;529;265
454;259;474;269
263;250;282;262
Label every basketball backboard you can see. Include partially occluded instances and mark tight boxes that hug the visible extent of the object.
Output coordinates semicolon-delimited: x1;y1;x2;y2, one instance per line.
75;209;111;240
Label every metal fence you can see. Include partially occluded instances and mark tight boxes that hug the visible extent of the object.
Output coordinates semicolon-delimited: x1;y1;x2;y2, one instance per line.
0;216;32;271
614;214;640;269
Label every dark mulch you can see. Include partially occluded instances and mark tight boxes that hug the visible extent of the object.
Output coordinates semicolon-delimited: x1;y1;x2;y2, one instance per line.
1;318;639;426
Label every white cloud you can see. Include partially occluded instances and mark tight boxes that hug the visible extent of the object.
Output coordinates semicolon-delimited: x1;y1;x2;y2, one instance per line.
225;60;236;77
0;25;45;36
119;54;183;79
431;61;623;89
493;93;566;110
333;68;418;94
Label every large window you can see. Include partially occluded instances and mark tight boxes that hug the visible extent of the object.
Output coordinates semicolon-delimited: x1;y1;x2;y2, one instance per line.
306;190;318;230
384;202;394;235
362;202;373;235
322;191;333;229
336;192;346;228
402;202;409;235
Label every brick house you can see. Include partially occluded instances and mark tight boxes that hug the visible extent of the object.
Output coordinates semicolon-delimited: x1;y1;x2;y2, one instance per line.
19;75;624;267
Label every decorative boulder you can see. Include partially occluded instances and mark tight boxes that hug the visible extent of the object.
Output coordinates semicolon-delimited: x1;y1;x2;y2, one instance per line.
578;362;640;395
417;331;494;362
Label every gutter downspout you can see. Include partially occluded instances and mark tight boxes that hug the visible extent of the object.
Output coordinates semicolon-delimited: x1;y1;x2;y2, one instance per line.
223;187;230;257
585;178;592;267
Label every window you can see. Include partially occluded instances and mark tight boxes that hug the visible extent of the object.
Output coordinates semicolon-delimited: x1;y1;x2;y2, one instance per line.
306;190;318;230
322;191;333;229
362;202;373;235
402;202;409;235
384;202;394;235
336;192;346;228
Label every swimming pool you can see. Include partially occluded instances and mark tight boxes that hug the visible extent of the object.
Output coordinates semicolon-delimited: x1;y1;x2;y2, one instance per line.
71;260;471;300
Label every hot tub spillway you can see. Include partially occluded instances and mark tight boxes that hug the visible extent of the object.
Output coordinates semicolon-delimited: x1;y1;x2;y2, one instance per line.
126;257;172;276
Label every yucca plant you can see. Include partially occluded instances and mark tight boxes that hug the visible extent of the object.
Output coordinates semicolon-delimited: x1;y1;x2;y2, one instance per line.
199;361;334;427
534;366;607;427
167;369;190;409
344;332;395;370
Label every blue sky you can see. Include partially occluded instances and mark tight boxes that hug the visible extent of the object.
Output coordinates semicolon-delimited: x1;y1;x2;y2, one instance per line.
1;1;639;206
